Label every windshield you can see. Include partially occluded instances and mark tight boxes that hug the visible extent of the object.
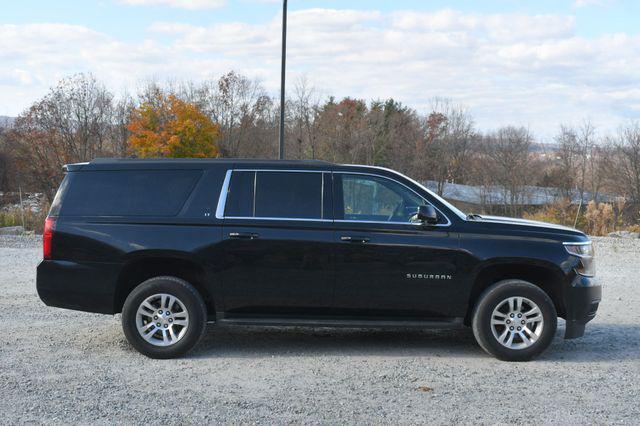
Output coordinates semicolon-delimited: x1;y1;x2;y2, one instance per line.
410;179;468;220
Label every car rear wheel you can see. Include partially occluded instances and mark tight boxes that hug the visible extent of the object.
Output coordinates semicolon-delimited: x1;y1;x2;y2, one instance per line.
122;276;207;359
472;279;557;361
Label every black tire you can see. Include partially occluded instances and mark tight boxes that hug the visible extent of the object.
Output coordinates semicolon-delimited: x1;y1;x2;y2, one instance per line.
472;279;557;362
122;276;207;359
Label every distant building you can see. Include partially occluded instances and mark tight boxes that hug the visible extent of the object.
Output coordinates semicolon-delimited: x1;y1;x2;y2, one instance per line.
425;180;616;211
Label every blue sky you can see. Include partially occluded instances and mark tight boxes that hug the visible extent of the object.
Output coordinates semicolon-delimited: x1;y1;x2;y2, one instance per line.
4;0;639;39
1;0;639;139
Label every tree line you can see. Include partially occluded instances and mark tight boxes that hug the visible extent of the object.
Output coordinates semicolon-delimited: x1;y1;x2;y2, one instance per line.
1;72;639;226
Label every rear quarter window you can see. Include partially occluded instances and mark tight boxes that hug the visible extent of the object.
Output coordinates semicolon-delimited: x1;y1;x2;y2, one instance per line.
59;170;202;217
48;174;71;217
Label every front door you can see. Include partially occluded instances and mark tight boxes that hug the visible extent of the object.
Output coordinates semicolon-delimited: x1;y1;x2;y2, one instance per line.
332;172;462;319
219;169;335;318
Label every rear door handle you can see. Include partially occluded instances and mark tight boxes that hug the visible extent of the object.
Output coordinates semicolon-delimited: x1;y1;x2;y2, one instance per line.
229;232;260;240
341;236;370;243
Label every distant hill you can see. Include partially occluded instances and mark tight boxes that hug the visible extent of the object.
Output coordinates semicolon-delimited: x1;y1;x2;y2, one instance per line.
0;116;15;128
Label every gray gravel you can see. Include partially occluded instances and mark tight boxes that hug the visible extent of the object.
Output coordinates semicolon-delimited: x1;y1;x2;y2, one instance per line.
1;236;639;424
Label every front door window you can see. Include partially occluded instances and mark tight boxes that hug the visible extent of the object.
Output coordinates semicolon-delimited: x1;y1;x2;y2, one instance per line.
340;174;426;223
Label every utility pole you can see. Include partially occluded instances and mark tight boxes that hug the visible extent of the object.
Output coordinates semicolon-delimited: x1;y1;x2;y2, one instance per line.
279;0;288;160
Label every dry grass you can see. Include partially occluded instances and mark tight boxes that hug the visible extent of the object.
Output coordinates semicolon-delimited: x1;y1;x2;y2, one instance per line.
523;199;627;236
0;205;49;234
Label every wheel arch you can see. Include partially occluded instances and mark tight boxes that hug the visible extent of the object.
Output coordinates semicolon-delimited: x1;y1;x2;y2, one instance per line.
464;260;566;326
114;254;214;317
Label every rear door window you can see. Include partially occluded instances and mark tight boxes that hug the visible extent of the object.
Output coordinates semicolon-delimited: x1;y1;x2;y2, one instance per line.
255;172;323;219
225;170;325;220
60;170;201;217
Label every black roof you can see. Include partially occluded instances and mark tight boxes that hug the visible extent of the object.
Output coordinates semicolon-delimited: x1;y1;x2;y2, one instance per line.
64;158;405;180
66;158;334;172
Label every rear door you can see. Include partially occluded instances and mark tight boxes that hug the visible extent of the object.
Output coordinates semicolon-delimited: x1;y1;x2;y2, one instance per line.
218;169;335;317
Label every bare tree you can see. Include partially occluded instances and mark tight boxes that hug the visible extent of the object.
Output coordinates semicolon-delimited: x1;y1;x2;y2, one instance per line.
483;126;534;216
608;122;640;204
554;120;603;206
0;128;14;191
112;93;135;157
555;124;579;197
47;74;114;159
200;71;276;158
414;98;476;195
576;121;596;203
288;76;322;160
7;74;115;199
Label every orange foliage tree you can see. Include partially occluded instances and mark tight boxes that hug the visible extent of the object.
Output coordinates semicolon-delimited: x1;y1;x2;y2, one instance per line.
127;94;221;158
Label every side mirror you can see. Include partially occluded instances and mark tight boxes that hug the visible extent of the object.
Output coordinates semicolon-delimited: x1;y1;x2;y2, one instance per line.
413;205;438;225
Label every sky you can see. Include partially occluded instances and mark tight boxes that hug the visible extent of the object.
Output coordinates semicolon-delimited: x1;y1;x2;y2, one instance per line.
1;0;639;140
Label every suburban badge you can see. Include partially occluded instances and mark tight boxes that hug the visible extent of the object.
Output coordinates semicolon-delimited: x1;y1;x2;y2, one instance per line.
406;273;453;280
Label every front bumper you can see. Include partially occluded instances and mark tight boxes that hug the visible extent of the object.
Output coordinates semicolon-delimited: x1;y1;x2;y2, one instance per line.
563;274;601;339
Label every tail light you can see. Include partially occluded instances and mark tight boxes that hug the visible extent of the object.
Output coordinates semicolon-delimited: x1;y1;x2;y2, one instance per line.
43;217;56;260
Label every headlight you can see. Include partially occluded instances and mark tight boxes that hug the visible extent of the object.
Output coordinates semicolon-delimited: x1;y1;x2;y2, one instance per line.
564;242;595;276
564;242;593;257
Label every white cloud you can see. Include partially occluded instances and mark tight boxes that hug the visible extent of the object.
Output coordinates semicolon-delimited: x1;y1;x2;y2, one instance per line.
1;8;640;137
148;22;199;34
573;0;614;8
119;0;226;10
390;10;575;42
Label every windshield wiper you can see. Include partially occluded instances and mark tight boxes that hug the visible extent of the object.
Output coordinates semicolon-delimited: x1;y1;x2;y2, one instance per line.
466;214;483;220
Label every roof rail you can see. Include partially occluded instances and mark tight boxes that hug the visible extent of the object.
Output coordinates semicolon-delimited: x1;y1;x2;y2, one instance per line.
65;158;335;170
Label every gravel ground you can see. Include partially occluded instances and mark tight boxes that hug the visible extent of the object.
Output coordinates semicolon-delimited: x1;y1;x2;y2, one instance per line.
1;236;639;424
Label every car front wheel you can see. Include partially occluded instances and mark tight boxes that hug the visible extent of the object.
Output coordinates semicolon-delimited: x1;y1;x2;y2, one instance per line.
122;276;207;359
472;279;557;361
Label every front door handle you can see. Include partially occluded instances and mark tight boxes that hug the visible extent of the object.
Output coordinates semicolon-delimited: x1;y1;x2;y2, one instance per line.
341;236;370;243
229;232;260;240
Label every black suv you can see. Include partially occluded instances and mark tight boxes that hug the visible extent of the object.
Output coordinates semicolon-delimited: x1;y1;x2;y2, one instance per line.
37;159;601;361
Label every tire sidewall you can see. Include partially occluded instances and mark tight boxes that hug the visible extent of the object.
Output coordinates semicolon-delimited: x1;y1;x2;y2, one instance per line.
122;276;206;359
473;280;557;362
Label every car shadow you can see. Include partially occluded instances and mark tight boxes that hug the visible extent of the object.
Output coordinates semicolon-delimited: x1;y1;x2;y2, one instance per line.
188;321;640;362
190;326;482;359
543;322;640;363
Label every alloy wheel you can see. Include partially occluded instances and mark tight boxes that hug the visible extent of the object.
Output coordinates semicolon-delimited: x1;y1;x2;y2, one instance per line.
490;296;544;350
135;293;189;347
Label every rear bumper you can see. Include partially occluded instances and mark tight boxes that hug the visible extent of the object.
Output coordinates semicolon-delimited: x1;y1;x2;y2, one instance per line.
564;275;602;339
37;260;120;314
